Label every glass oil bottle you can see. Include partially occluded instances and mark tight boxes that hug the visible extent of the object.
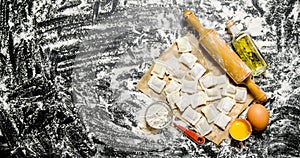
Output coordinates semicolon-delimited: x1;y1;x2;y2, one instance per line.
226;20;268;76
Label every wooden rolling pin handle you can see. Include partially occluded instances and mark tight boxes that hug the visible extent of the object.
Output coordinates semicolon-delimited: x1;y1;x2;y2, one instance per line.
183;10;206;35
243;77;267;103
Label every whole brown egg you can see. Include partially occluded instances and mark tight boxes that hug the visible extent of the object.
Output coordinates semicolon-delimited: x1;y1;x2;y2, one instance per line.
247;104;269;131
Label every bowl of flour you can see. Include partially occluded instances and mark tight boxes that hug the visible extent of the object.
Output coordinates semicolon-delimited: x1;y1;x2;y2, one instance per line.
145;101;173;129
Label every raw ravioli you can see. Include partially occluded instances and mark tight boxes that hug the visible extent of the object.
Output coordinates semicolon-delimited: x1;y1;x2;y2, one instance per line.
205;88;222;101
176;36;192;53
176;93;191;112
214;113;231;130
164;80;181;95
163;56;181;74
195;117;212;136
217;97;236;114
161;57;186;82
222;84;236;98
179;53;198;69
166;92;181;109
182;106;202;125
189;63;206;80
235;87;247;103
201;104;220;123
175;92;206;110
199;73;217;89
190;91;207;108
214;75;228;88
151;61;166;78
147;75;166;94
181;79;198;94
169;70;186;82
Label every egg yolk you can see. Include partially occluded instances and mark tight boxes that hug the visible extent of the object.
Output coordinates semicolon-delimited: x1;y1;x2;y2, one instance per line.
229;119;252;141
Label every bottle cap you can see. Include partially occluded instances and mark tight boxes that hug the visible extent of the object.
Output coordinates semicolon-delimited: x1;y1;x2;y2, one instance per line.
225;19;236;29
225;20;236;35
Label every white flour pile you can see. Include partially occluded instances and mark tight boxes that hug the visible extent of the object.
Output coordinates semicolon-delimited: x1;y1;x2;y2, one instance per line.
145;103;172;129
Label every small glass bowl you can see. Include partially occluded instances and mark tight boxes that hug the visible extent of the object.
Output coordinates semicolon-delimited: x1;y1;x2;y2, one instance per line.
145;101;173;130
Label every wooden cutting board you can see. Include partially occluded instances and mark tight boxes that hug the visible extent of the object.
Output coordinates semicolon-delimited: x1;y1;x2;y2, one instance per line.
136;33;254;145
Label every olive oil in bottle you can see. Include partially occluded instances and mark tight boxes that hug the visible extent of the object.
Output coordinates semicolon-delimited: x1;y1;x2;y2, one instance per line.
226;20;268;76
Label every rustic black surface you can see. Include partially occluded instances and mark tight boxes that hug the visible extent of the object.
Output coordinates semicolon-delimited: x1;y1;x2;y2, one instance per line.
0;0;299;157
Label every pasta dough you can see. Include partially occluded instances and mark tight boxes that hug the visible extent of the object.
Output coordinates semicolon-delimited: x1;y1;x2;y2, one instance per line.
189;63;206;80
151;61;166;78
217;97;236;114
160;57;186;82
200;73;228;89
182;106;202;125
179;53;198;69
176;36;192;53
147;75;166;94
201;104;220;123
190;91;207;108
176;93;191;112
195;117;212;136
163;56;181;74
181;79;198;94
205;88;222;101
199;73;217;89
214;75;228;88
214;113;231;130
235;87;247;103
164;80;181;95
166;92;181;109
222;84;236;98
169;70;186;83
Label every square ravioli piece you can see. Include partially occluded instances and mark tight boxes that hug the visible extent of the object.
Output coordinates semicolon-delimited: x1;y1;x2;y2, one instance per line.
205;87;222;101
163;56;181;74
176;36;192;53
166;92;181;109
214;75;228;88
200;73;228;89
151;61;166;78
217;97;236;114
189;63;206;80
164;80;181;95
147;75;166;94
161;57;186;82
214;113;231;130
176;93;191;112
181;79;198;94
190;91;207;108
195;117;212;136
168;70;186;83
201;104;220;123
222;84;236;98
199;73;217;89
179;53;198;69
235;87;247;103
182;106;202;126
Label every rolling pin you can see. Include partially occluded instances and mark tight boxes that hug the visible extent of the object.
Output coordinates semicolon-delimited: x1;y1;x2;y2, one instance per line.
183;10;267;103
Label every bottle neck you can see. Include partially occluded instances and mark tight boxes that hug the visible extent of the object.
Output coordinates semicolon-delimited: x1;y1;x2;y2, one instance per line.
228;25;240;37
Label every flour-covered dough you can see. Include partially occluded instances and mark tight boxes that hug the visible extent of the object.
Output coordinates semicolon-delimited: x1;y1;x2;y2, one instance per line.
147;75;166;94
195;117;212;136
179;53;198;69
182;106;202;125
